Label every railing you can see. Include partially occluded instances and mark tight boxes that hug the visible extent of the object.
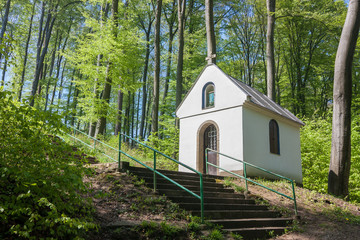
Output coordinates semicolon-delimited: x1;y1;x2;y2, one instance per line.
205;148;298;216
64;124;204;222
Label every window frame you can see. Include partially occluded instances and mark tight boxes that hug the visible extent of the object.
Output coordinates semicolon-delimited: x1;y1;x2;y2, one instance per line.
269;119;280;155
202;82;215;109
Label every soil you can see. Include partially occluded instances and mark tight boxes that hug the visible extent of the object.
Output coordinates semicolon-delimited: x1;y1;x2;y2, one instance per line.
230;178;360;240
84;163;360;240
84;163;190;240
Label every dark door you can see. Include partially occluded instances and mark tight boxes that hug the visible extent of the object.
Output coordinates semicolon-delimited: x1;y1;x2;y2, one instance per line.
204;124;217;175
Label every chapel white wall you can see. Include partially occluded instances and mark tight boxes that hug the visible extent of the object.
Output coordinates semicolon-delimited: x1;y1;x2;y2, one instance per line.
242;106;303;183
178;107;244;173
176;65;247;119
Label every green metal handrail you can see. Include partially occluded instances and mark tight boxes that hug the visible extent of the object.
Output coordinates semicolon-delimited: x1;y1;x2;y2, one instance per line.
205;148;298;216
64;124;204;222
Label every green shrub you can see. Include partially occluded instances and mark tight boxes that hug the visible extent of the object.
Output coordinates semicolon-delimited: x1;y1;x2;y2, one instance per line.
0;91;96;239
301;116;360;202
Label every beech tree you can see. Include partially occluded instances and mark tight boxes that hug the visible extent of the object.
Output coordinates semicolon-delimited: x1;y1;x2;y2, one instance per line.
151;0;162;135
328;0;360;198
266;0;275;100
176;0;186;108
205;0;216;64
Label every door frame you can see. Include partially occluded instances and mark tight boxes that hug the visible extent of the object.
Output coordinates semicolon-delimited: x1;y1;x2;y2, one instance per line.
197;120;219;175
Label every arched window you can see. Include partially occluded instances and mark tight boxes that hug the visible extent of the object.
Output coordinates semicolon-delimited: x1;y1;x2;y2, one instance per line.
203;83;215;109
269;119;280;154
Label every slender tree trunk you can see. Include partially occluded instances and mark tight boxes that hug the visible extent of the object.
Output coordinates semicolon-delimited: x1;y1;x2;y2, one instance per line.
176;0;186;108
114;90;124;135
44;30;59;111
56;59;67;108
205;0;216;64
0;0;11;62
1;58;7;86
162;29;174;107
65;69;75;124
95;62;111;136
266;0;276;100
19;1;36;101
328;0;360;198
151;0;162;136
30;3;58;106
135;91;140;138
95;0;118;137
139;24;152;139
90;2;108;136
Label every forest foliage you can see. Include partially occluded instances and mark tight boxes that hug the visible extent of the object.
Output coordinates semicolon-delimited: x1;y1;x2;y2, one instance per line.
0;91;96;239
1;0;360;213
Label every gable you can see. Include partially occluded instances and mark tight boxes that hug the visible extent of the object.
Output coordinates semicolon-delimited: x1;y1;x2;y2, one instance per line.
176;64;304;126
176;64;248;119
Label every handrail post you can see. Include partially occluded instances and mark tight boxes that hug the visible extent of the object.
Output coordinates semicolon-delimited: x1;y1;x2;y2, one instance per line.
205;148;209;174
291;180;298;216
153;151;157;192
200;173;204;223
94;139;96;149
243;161;248;192
118;133;121;171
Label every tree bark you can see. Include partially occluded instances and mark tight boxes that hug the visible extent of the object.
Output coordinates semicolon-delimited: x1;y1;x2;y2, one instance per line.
205;0;216;64
0;0;11;62
139;20;153;139
151;0;162;136
266;0;276;100
19;1;36;101
95;0;118;137
162;0;178;109
328;0;360;198
30;3;58;106
176;0;186;108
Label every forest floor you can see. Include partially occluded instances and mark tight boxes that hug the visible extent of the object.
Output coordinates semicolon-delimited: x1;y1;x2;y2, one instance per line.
237;179;360;240
84;162;360;240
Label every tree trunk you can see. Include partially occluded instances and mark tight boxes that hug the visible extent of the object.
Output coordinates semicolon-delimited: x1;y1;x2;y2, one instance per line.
18;1;35;101
0;0;11;62
44;29;59;111
151;0;162;136
30;3;58;106
328;0;360;198
176;0;186;108
95;62;111;137
139;22;152;139
266;0;276;100
114;89;123;135
65;69;75;124
56;59;67;107
1;58;7;86
205;0;216;64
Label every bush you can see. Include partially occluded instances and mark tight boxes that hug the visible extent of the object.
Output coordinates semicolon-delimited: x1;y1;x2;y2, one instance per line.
301;116;360;202
0;91;96;239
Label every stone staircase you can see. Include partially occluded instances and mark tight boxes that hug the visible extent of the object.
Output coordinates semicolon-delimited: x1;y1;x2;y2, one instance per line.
126;166;293;239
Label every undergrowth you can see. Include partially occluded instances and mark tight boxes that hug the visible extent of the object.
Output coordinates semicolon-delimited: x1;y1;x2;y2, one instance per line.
0;91;96;239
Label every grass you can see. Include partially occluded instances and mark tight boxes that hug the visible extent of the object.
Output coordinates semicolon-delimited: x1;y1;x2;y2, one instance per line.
61;131;178;171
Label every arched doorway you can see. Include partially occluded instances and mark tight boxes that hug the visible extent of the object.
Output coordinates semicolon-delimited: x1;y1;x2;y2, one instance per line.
197;122;219;175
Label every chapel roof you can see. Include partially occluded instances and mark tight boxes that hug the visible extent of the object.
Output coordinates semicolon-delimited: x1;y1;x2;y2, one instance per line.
225;70;305;126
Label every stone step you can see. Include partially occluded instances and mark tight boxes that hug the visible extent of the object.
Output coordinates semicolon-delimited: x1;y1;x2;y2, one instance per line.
222;226;287;240
166;196;251;204
128;166;225;180
178;203;267;211
126;166;291;239
139;175;218;186
157;189;242;199
191;210;280;219
147;183;233;193
128;167;223;182
209;217;293;229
